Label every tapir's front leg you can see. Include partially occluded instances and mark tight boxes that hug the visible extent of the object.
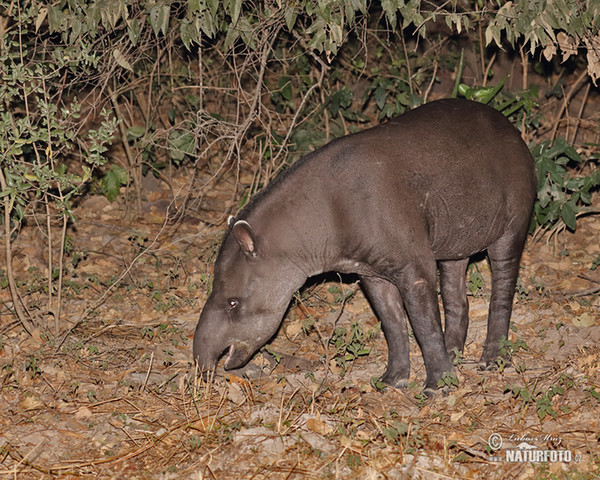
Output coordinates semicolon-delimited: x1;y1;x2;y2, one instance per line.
360;275;410;388
397;263;454;393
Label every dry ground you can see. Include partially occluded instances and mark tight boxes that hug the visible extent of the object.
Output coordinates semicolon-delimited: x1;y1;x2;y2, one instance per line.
1;166;599;480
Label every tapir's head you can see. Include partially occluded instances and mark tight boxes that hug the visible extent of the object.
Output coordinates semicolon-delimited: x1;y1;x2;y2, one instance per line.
193;217;306;376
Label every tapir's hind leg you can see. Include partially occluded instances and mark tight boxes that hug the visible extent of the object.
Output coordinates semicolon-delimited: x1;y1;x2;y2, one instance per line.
360;275;410;388
481;232;527;365
439;258;470;359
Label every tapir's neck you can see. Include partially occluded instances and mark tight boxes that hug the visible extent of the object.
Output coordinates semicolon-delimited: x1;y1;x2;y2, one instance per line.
243;157;349;278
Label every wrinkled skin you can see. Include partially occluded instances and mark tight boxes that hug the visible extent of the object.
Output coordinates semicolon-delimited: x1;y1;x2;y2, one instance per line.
193;99;536;393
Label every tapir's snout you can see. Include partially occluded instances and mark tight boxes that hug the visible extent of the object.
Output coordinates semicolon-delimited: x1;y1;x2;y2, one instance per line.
192;303;231;375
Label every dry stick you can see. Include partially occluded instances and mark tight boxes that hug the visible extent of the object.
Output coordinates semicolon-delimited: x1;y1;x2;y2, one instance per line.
482;52;497;88
520;47;528;90
231;25;282;195
16;2;55;325
0;9;34;335
3;441;46;476
108;86;141;212
179;29;278;213
423;60;439;102
570;81;591;146
41;74;69;334
141;351;155;392
536;207;600;243
400;31;414;94
477;4;485;83
0;171;34;335
269;62;328;170
550;69;589;143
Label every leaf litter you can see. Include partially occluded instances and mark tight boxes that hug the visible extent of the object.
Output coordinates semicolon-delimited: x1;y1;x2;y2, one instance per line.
0;172;599;479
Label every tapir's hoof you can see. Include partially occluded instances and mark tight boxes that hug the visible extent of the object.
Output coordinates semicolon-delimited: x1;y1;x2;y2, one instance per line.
380;371;409;389
422;384;451;399
422;387;437;398
478;356;511;371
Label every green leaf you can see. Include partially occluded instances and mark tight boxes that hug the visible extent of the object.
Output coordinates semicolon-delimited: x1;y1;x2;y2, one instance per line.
47;5;65;33
127;126;146;140
560;200;577;231
180;20;198;50
149;4;170;37
36;7;48;33
374;86;386;110
169;130;195;162
189;0;201;14
224;25;240;50
128;19;142;45
113;48;133;72
101;165;128;203
207;0;219;17
279;76;292;101
229;0;243;26
284;6;297;31
381;0;399;28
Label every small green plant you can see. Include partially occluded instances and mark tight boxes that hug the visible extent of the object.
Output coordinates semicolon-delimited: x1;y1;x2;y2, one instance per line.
163;349;174;367
262;345;282;364
187;435;203;449
467;264;485;296
25;355;41;379
87;390;97;403
531;138;600;233
586;386;600;403
387;420;425;453
329;321;375;375
382;420;409;443
499;336;529;358
414;391;429;408
450;348;463;366
438;371;459;389
515;278;529;300
505;382;534;404
505;376;570;420
346;453;362;469
327;284;356;305
370;376;387;391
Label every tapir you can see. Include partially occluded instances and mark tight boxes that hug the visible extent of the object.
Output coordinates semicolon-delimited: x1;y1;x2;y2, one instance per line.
193;98;537;393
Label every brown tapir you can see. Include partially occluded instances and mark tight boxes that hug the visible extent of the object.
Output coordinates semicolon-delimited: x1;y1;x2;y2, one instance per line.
193;98;537;393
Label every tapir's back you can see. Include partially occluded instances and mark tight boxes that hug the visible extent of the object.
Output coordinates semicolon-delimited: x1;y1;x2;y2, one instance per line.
313;99;537;260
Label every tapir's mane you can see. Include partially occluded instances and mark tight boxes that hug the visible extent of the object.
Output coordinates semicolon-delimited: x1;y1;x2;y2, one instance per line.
216;148;319;257
242;147;324;218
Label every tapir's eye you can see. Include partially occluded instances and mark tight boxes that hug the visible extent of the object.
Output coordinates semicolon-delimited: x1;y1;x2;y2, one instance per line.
227;299;239;310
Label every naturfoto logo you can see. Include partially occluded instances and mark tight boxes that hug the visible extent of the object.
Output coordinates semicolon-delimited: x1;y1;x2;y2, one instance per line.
487;433;581;464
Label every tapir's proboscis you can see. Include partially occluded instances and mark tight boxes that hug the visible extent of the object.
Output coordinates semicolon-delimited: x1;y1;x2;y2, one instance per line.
193;99;536;393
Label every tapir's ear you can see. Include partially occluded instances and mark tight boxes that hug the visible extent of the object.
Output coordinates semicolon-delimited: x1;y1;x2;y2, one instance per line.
232;220;257;257
227;215;236;227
